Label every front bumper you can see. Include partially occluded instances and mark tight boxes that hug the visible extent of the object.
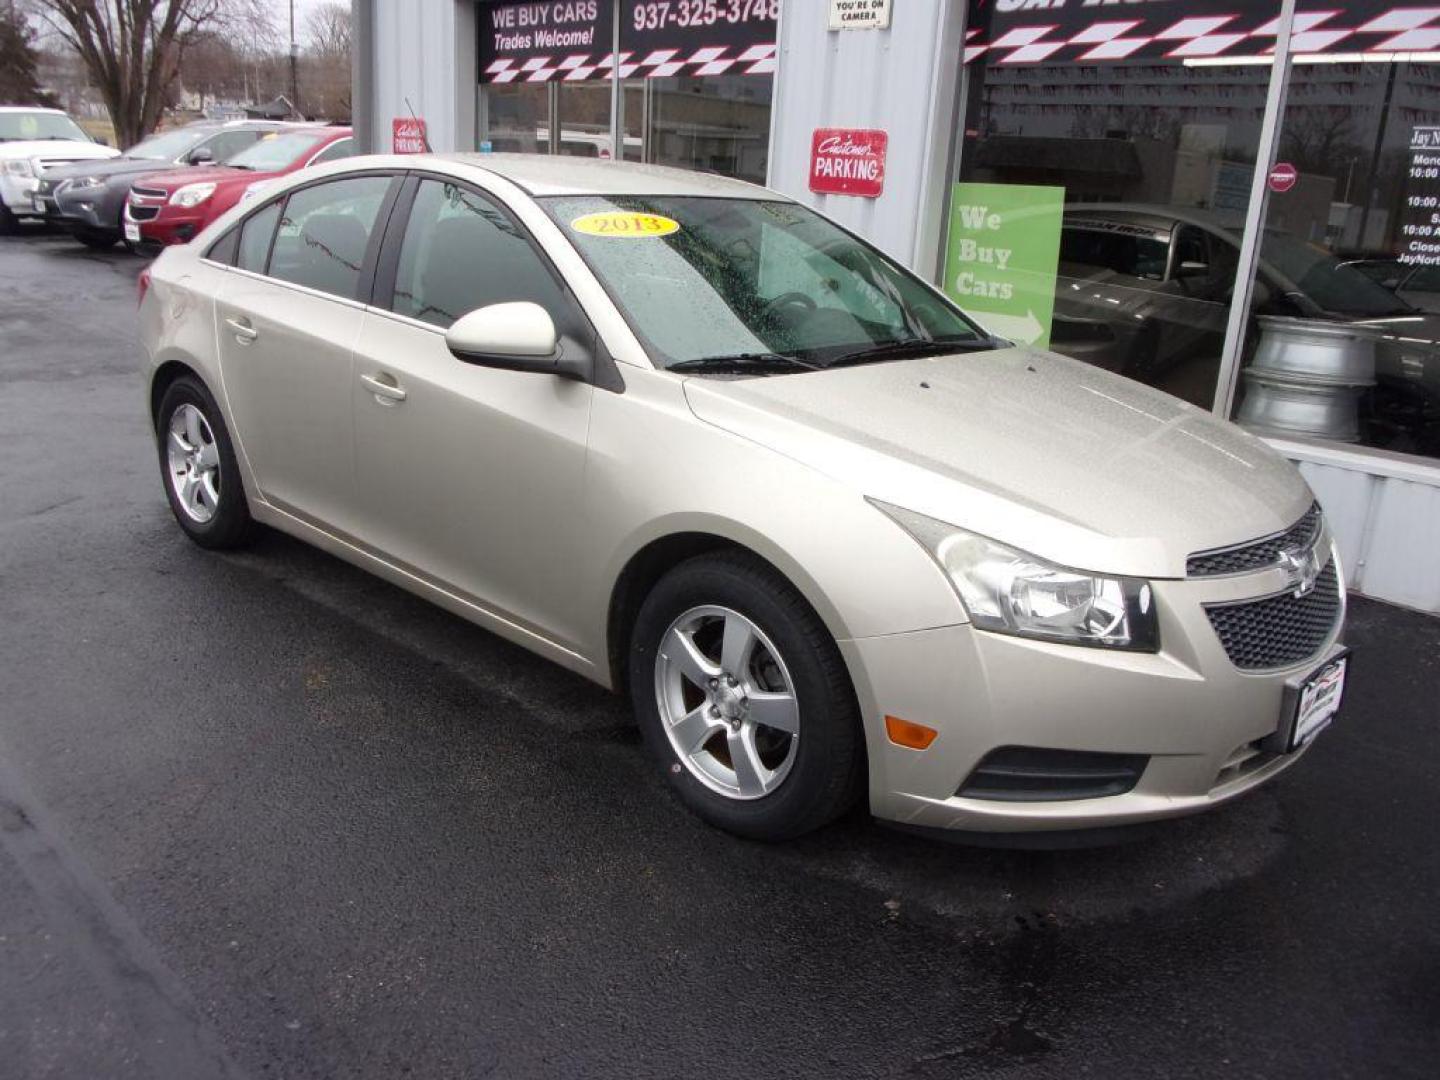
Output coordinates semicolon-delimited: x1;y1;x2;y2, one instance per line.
1;173;42;215
842;544;1346;835
126;198;205;246
52;184;116;230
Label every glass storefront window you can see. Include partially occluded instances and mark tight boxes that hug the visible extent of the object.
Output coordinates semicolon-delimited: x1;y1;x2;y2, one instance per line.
621;75;771;184
953;0;1281;411
476;2;774;181
1231;61;1440;460
954;1;1440;465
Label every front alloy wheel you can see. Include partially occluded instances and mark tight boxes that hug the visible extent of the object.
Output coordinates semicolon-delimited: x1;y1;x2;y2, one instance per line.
630;552;865;841
655;605;801;800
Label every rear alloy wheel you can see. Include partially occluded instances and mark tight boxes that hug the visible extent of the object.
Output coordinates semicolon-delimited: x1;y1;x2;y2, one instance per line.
630;553;865;840
155;376;254;549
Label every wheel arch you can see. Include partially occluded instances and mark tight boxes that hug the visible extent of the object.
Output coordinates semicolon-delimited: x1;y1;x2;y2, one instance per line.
149;357;205;431
604;524;854;699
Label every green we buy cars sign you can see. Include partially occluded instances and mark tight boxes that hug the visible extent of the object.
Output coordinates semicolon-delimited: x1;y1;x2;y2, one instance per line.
943;183;1065;348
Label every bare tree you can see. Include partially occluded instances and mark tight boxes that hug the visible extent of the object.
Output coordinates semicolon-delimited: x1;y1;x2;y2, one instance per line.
301;1;350;122
31;0;274;147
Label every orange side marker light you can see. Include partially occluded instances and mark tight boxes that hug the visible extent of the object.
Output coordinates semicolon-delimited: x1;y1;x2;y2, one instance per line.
885;715;938;750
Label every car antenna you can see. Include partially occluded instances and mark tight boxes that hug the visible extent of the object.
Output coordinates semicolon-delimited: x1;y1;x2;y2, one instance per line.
403;97;432;153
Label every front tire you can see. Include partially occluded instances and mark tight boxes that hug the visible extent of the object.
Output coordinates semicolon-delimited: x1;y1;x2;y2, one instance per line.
629;552;865;841
0;203;19;236
155;375;254;549
75;228;117;250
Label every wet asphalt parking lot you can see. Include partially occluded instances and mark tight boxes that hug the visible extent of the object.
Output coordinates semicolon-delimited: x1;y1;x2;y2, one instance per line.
1;227;1438;1080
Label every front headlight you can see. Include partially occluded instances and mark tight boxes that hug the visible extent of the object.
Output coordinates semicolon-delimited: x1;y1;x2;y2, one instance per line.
3;159;35;177
68;175;108;189
872;500;1159;651
169;182;216;208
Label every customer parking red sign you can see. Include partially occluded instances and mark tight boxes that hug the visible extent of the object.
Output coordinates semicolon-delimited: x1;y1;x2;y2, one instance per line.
392;118;428;154
809;128;887;198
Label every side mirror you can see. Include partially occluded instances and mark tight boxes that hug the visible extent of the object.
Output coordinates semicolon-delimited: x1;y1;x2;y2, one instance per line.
188;146;214;165
96;136;110;147
1175;260;1209;279
445;302;587;379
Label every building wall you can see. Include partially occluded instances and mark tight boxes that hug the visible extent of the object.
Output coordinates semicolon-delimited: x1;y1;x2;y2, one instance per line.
767;0;967;276
355;0;476;154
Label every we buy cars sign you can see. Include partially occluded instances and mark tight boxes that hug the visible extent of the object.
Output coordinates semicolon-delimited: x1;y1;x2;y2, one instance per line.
809;129;887;198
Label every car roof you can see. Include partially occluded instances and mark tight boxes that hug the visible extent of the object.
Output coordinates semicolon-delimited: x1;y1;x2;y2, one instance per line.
430;153;784;199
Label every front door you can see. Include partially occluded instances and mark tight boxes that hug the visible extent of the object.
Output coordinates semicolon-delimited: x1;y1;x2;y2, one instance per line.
214;173;396;534
350;177;596;649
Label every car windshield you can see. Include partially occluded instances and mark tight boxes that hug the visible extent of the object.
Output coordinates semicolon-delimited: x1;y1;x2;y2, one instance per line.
225;131;324;172
1261;232;1414;317
540;195;989;369
125;128;205;161
0;111;90;143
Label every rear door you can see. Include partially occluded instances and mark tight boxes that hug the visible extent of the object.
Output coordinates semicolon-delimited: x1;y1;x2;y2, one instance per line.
214;172;400;536
348;174;598;648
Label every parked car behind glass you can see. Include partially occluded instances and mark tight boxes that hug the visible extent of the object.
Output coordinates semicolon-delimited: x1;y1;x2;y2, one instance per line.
1051;205;1440;453
34;120;291;250
124;126;353;248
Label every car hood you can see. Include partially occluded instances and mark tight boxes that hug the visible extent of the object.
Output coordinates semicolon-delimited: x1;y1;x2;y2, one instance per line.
43;156;181;182
0;139;119;162
681;346;1313;579
135;164;259;192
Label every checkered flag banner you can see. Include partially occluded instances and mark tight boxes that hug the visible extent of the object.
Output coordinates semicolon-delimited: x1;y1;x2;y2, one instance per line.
965;4;1440;65
484;43;777;84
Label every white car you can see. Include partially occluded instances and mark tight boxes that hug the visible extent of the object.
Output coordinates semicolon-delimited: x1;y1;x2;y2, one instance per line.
137;155;1347;843
0;107;119;234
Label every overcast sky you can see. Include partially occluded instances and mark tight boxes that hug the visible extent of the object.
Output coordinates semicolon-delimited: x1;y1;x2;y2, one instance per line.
268;0;348;45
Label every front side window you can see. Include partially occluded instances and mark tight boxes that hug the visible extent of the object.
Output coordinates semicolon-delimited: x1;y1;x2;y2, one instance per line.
268;176;392;299
225;132;326;173
541;196;986;369
390;179;575;331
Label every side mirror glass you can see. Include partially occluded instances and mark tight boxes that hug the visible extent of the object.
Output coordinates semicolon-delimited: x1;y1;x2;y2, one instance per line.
445;302;585;379
188;146;214;165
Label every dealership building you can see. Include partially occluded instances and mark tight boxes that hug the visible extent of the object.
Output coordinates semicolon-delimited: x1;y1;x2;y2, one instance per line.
350;0;1440;614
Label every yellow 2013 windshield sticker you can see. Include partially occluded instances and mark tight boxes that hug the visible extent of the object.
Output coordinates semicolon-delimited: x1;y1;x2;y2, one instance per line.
570;212;679;238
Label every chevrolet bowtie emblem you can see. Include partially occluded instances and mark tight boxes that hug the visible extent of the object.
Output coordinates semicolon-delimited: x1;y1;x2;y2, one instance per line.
1278;545;1320;598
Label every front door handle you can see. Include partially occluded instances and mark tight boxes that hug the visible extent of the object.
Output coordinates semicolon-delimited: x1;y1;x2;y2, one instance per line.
225;316;258;344
360;372;407;403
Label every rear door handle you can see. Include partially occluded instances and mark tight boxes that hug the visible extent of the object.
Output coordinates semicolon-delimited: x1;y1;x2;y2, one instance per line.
225;316;258;344
360;372;407;403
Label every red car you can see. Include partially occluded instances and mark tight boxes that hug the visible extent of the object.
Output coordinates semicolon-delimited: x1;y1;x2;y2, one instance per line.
124;126;354;247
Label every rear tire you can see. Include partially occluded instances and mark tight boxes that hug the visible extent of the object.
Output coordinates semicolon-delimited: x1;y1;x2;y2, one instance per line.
629;551;865;841
155;375;254;550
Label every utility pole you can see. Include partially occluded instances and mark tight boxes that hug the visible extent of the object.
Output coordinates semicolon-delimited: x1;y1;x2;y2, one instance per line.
289;0;300;119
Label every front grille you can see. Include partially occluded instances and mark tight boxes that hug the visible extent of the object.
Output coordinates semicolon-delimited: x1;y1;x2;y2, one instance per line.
128;205;159;221
958;747;1149;802
1204;559;1341;670
1187;503;1323;577
1211;739;1277;790
131;185;167;200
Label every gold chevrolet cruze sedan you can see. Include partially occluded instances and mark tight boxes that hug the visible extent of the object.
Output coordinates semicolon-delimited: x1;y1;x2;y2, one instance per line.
139;155;1348;843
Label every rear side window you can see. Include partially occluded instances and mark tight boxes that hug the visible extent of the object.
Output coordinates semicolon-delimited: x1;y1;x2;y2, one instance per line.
268;176;392;299
237;202;281;273
206;227;240;265
390;179;574;331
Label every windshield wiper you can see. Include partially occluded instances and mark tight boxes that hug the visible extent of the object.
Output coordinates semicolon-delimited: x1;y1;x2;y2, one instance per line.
669;352;820;375
824;336;996;369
